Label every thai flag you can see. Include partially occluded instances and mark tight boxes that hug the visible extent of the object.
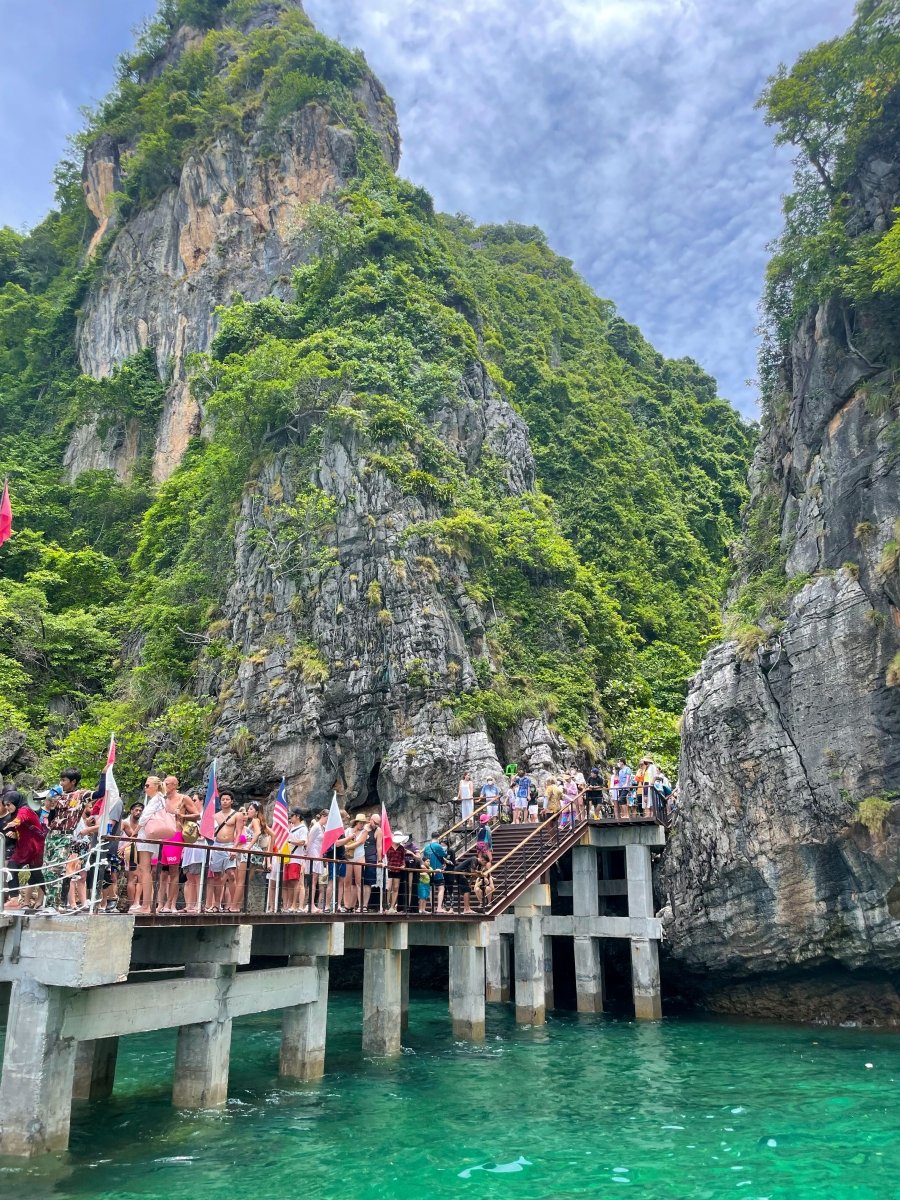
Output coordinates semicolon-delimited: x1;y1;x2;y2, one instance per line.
271;777;290;855
199;759;219;840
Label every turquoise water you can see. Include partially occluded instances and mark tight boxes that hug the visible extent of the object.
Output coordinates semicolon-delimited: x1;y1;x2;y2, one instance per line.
2;996;898;1199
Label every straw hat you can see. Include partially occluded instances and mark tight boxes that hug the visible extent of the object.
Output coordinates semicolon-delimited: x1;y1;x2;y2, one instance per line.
351;813;367;824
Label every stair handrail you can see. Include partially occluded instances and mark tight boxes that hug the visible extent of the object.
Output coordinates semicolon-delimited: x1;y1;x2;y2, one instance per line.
436;796;494;850
479;787;588;883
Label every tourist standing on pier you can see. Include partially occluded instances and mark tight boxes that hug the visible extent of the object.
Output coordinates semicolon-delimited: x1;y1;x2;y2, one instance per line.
360;811;383;912
344;813;367;910
616;759;634;819
476;813;493;874
130;776;167;914
479;775;500;817
121;802;144;908
512;769;531;824
385;831;409;913
284;808;308;911
422;831;449;912
5;792;47;911
305;808;326;913
457;771;475;825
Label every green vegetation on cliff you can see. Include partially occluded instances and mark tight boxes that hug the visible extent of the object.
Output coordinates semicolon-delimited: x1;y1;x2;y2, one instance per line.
729;0;899;636
0;0;752;784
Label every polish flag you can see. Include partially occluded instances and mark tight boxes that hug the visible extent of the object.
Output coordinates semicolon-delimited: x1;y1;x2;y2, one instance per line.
321;792;344;856
380;802;394;855
199;759;219;840
0;480;12;548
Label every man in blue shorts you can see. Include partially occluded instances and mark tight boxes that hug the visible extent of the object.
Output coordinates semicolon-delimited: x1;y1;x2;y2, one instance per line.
512;768;531;825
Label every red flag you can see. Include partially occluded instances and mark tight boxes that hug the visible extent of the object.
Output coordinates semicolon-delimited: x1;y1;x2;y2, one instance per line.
0;481;11;548
380;802;394;855
321;792;344;856
270;777;289;855
105;733;117;769
199;759;218;840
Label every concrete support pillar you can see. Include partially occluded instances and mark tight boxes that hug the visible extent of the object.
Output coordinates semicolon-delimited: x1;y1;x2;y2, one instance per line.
362;948;403;1056
573;937;604;1013
625;843;654;920
485;932;510;1002
72;1037;119;1101
172;965;234;1108
400;949;410;1032
572;845;599;917
280;955;329;1081
449;944;486;1040
0;978;77;1156
543;936;555;1011
513;908;545;1025
631;938;662;1020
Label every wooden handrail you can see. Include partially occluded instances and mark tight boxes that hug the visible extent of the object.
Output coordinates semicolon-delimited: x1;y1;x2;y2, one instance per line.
480;788;587;881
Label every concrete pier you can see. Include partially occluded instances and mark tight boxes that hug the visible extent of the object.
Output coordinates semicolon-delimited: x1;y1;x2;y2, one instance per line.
0;978;78;1155
485;930;510;1002
449;944;485;1039
363;949;403;1056
280;955;329;1080
0;817;667;1158
573;936;604;1013
400;948;410;1032
631;938;663;1020
73;1036;119;1101
513;890;547;1025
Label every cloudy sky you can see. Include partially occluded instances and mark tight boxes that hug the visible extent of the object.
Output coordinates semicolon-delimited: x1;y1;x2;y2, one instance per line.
0;0;855;417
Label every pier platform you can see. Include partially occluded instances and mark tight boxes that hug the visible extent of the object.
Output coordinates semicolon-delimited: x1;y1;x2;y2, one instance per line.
0;817;665;1156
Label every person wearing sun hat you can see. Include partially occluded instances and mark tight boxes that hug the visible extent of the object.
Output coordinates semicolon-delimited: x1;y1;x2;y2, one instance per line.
476;811;493;864
344;813;369;911
385;830;411;912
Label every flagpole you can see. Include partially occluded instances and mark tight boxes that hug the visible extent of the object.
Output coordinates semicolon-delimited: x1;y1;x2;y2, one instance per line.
273;855;282;914
88;731;115;915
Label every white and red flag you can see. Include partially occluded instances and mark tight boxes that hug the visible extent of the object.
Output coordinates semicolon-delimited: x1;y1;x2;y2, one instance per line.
321;792;344;856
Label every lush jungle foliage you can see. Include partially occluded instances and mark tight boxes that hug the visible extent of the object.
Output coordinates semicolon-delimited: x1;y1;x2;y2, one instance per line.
0;0;754;787
728;0;899;637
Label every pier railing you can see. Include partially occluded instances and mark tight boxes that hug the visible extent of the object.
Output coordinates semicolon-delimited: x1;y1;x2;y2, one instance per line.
99;836;490;922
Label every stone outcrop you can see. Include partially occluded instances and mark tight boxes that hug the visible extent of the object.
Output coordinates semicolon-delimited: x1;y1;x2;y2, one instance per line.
65;4;399;483
206;363;565;838
663;149;900;1023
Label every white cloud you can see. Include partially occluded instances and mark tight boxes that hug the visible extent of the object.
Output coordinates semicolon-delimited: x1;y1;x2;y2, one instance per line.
0;0;858;419
305;0;857;415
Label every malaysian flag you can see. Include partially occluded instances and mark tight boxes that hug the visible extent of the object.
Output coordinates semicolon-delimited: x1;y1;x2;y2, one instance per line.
271;777;290;855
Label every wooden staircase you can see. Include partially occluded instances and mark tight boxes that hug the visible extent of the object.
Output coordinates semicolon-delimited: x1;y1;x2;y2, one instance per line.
483;815;587;916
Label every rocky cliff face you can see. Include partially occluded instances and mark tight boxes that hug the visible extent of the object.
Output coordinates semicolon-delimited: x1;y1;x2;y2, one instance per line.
206;361;568;836
663;149;900;1024
65;3;398;483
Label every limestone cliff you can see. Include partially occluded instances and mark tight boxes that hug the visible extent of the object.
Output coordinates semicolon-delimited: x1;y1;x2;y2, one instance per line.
664;124;900;1023
64;1;398;483
206;362;568;835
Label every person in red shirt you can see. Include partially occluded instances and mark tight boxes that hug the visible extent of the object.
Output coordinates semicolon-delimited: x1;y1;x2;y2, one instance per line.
5;791;47;911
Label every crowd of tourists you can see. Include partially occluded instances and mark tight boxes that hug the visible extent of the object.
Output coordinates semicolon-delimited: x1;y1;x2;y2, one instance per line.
456;757;674;825
0;752;672;917
0;769;496;917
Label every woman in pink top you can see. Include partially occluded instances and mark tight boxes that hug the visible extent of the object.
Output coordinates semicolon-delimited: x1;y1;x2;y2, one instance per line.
157;822;184;913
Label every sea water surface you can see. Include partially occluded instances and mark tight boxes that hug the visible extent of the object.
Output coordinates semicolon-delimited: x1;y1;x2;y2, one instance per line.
2;995;897;1200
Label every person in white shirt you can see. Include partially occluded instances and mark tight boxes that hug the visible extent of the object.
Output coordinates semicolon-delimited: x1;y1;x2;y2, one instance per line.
284;808;308;911
457;771;475;826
